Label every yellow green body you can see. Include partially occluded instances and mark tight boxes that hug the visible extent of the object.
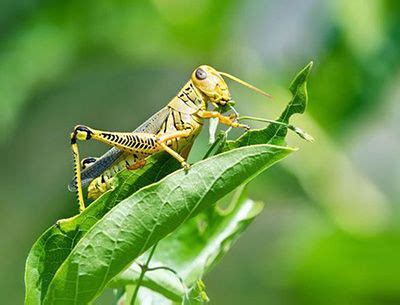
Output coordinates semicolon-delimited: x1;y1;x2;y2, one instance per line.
86;80;206;199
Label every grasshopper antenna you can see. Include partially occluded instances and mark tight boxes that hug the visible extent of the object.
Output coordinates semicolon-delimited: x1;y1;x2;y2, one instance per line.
219;71;273;99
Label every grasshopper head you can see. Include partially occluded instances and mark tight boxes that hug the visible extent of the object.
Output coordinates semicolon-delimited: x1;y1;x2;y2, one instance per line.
191;65;231;105
192;65;273;107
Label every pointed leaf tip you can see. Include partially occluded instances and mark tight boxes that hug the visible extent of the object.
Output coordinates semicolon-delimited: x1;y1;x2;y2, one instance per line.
289;61;313;94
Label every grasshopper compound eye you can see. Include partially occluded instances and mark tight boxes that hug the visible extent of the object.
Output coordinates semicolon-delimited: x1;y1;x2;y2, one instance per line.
195;68;207;80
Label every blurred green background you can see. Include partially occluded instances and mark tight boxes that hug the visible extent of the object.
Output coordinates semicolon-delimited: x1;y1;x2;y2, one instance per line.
1;0;399;304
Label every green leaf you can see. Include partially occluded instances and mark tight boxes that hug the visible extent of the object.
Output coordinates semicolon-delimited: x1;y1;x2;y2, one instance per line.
24;62;312;305
109;186;263;302
25;153;181;305
43;143;293;304
222;61;313;151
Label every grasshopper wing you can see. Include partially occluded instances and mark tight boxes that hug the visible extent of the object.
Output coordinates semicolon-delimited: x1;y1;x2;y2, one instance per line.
68;107;170;191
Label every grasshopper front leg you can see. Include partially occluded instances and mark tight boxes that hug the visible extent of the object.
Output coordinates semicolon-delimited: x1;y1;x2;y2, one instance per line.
196;110;250;130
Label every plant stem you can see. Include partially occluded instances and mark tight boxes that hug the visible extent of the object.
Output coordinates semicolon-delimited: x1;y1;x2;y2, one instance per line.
130;243;158;305
203;133;226;160
146;265;188;299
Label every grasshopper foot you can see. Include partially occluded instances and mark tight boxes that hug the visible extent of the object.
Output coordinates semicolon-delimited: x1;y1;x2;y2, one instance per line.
231;121;250;130
55;214;80;230
236;123;251;130
181;161;191;171
241;123;251;131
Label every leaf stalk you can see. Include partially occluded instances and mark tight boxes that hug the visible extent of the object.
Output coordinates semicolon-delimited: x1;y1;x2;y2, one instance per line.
130;243;158;304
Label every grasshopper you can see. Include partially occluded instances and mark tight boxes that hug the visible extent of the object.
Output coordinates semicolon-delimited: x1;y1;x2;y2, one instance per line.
69;65;303;212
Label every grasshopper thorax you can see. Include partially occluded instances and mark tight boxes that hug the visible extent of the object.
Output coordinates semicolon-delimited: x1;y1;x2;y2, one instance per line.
191;65;231;105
